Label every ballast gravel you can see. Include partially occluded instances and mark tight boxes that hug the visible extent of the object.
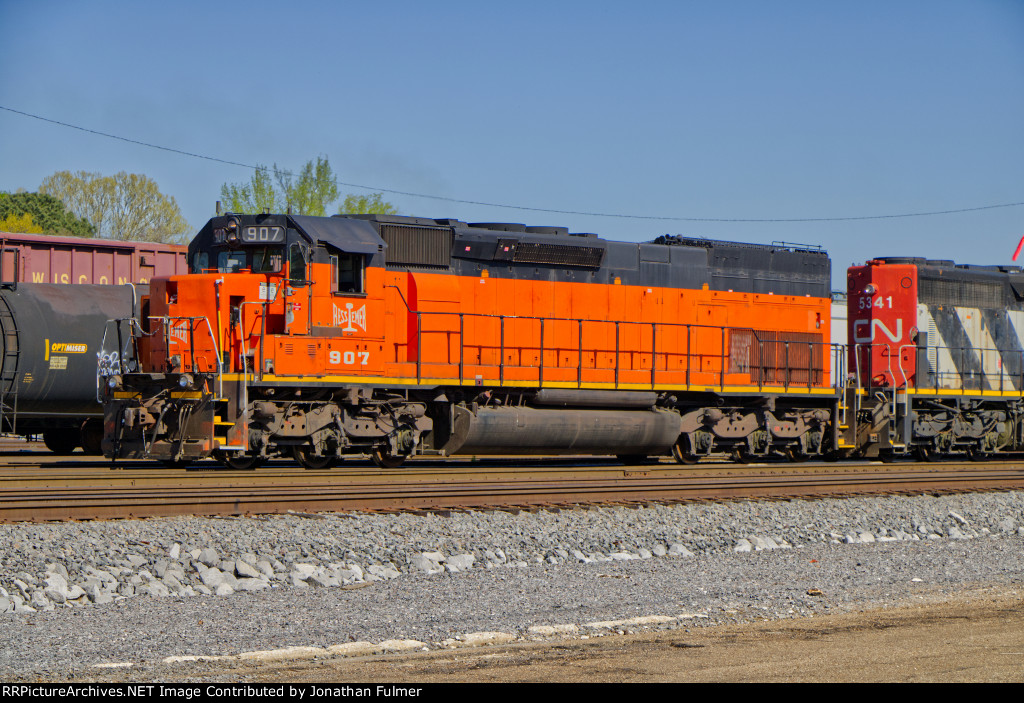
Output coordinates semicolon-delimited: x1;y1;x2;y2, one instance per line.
1;490;1023;680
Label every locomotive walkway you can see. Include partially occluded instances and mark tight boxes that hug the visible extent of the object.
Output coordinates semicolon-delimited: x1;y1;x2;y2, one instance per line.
2;451;1024;522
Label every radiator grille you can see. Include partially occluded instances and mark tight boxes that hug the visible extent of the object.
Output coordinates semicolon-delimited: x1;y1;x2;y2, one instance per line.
380;224;451;268
729;329;824;385
919;277;1003;309
512;242;604;268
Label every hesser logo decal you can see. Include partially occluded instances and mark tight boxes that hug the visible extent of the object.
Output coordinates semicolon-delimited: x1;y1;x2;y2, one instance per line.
333;302;367;333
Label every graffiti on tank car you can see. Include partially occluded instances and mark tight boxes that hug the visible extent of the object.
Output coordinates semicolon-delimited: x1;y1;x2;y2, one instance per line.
853;318;904;343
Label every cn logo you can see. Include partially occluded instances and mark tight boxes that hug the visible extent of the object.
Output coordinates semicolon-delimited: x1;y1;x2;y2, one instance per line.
853;318;903;343
333;302;367;333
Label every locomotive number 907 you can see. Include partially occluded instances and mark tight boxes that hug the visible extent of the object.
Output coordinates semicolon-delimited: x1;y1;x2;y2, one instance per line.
328;350;370;365
242;226;285;243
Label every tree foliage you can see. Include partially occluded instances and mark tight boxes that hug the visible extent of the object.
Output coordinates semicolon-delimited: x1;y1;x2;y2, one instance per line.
39;171;191;243
220;156;398;217
340;193;399;216
275;156;339;217
0;211;43;234
220;166;279;215
0;191;96;237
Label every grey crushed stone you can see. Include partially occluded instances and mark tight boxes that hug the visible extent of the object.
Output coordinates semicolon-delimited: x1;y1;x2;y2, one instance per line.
0;491;1022;679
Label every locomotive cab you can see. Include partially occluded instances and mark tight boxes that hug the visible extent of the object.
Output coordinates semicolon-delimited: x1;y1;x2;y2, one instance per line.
102;213;390;464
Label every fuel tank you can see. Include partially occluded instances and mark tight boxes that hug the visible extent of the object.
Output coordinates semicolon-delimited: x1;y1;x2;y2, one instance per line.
444;405;682;456
0;283;140;423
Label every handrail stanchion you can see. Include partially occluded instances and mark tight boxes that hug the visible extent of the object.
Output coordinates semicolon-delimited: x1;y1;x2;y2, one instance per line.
685;325;691;387
539;318;545;387
614;321;620;389
720;326;726;389
577;319;583;388
651;322;657;389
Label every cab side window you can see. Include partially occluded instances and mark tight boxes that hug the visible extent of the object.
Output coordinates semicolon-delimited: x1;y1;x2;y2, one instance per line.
331;252;365;294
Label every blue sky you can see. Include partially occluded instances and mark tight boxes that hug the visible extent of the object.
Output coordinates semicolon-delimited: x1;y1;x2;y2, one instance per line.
1;0;1022;288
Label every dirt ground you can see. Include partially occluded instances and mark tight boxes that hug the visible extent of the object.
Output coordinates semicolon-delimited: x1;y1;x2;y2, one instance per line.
158;587;1023;683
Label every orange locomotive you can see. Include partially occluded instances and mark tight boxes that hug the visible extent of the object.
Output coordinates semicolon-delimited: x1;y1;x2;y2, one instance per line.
99;213;837;467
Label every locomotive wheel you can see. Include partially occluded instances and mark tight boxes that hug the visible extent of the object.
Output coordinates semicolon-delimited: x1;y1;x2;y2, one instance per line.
42;430;79;455
731;447;753;464
371;448;406;469
966;446;989;462
215;451;263;470
914;446;936;462
80;419;104;456
292;445;334;470
671;439;698;465
784;448;809;463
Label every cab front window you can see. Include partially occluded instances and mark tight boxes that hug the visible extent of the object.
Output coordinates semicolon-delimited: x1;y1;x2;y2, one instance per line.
192;251;210;273
217;251;247;273
253;247;284;273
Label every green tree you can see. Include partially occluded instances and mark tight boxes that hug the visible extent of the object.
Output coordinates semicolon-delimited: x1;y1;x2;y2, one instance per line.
0;191;96;237
275;156;339;216
0;211;43;234
340;193;399;215
222;156;339;217
40;170;191;243
220;165;279;214
220;156;398;217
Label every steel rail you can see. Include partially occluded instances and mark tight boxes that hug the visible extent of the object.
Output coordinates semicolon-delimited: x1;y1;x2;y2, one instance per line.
2;458;1024;522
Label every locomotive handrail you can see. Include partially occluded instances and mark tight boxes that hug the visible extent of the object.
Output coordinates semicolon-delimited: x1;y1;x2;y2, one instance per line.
231;298;277;446
931;343;1024;393
853;339;1024;395
158;315;223;397
100;315;224;398
397;306;833;394
98;317;143;403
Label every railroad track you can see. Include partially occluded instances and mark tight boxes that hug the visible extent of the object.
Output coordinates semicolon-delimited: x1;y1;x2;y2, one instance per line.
2;453;1024;522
